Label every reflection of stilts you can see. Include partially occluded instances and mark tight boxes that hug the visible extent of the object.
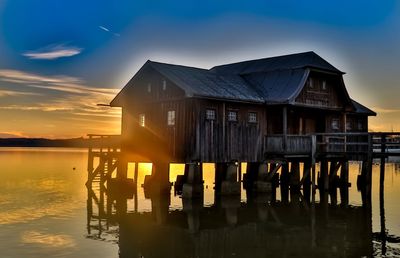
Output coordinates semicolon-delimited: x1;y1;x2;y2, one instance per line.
380;155;387;256
86;185;113;238
86;183;137;239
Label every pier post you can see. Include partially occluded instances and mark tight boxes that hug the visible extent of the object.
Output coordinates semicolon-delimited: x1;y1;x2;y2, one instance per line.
289;161;300;188
244;162;260;191
339;160;349;188
215;162;226;194
311;163;316;204
254;162;272;192
116;158;128;180
303;161;311;203
221;162;241;195
329;160;338;188
280;162;290;203
182;162;203;199
144;162;171;196
133;162;138;186
320;160;329;191
87;138;94;183
360;134;373;207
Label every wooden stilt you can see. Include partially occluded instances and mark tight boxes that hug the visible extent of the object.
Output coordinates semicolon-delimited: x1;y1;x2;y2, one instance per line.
280;162;289;203
116;158;128;180
302;161;311;203
320;160;329;191
329;160;341;188
215;162;226;193
133;162;138;186
182;162;203;199
339;160;349;188
290;162;300;187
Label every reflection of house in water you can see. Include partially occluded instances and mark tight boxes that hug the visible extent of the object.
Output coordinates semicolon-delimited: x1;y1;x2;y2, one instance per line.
87;184;373;258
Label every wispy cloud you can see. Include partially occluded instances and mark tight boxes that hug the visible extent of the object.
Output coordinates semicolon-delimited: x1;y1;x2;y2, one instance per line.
0;69;117;97
99;25;110;32
0;89;41;97
0;69;120;118
98;25;120;37
22;43;83;60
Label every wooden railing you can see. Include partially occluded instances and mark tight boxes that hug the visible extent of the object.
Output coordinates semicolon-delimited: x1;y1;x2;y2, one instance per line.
86;134;122;187
264;134;313;154
87;134;122;153
265;132;400;158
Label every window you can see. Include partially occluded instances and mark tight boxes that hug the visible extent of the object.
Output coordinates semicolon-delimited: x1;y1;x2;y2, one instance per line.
162;80;167;91
206;109;216;120
322;80;327;90
167;110;175;126
309;78;314;88
331;118;340;130
139;114;145;127
227;111;238;122
248;112;257;123
346;121;351;131
147;83;151;93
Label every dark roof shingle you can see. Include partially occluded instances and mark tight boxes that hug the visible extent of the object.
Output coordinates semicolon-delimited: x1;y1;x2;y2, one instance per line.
149;61;264;103
211;51;343;75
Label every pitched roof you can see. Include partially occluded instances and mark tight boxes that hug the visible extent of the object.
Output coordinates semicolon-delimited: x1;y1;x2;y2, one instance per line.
111;51;375;116
242;68;308;103
148;61;264;103
211;51;343;75
351;100;376;116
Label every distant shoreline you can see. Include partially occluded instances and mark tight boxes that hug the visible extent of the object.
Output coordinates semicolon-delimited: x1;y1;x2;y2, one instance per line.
0;138;116;148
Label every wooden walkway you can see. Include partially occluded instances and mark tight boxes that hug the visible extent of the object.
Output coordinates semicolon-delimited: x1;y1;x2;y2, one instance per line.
85;132;400;209
265;132;400;159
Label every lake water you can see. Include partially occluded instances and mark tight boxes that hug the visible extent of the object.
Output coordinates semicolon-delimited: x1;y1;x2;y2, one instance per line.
0;148;399;257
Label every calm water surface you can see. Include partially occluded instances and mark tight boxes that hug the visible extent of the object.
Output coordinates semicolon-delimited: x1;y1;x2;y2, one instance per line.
0;148;399;257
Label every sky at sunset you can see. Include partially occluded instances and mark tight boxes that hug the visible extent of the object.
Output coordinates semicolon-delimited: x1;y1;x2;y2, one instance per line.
0;0;399;138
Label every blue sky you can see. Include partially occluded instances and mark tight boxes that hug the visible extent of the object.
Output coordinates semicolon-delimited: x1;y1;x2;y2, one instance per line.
0;0;399;137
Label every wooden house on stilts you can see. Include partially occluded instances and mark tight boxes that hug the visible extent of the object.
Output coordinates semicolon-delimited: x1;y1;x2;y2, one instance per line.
103;51;377;198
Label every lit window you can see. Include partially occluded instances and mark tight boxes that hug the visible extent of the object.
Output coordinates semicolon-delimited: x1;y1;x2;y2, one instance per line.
147;83;151;93
227;111;238;122
248;112;257;123
309;78;314;88
322;80;327;90
346;121;351;131
139;114;145;127
332;118;340;130
162;80;167;91
206;109;216;120
167;110;175;126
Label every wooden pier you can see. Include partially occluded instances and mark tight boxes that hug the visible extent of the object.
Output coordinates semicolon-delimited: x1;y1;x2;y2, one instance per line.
86;132;400;207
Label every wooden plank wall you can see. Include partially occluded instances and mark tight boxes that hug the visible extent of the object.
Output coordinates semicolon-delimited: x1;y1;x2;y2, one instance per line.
295;72;346;109
194;99;266;163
